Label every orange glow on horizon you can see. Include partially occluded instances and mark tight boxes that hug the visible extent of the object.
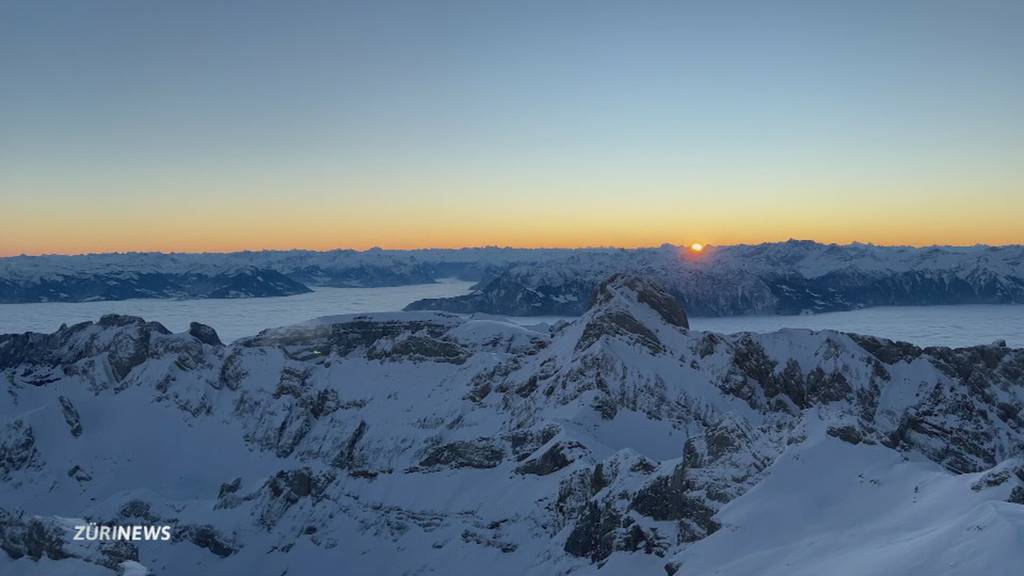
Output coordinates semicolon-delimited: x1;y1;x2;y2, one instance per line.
5;164;1022;257
4;231;1024;258
3;197;1024;257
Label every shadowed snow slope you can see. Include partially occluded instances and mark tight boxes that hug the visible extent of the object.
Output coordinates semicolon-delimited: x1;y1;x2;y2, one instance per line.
1;276;1023;575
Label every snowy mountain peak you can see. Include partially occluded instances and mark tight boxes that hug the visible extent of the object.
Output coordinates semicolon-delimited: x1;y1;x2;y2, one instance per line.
591;273;690;329
572;274;691;356
1;280;1023;575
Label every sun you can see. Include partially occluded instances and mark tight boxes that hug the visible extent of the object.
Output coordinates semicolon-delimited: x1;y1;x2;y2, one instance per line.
690;243;704;252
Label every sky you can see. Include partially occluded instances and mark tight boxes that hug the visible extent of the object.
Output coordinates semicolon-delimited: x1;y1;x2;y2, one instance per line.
1;0;1022;256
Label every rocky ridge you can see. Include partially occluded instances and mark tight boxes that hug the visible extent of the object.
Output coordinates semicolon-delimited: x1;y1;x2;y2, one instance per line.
1;275;1022;574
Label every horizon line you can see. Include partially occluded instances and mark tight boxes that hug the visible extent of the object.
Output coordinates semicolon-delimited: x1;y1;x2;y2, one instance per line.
3;238;1024;259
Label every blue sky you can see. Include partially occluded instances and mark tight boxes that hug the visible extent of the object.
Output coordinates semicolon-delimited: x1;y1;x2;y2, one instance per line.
2;0;1022;254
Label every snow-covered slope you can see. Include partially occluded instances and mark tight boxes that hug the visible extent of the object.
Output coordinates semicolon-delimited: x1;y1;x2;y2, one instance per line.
668;436;1024;576
1;275;1022;575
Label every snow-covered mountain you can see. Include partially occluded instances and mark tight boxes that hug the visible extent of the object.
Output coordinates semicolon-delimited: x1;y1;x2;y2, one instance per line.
0;248;541;303
407;241;1024;316
4;242;1024;315
0;262;311;303
1;275;1022;575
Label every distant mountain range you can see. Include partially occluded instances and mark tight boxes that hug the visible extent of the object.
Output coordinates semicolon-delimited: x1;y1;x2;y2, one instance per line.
3;241;1024;316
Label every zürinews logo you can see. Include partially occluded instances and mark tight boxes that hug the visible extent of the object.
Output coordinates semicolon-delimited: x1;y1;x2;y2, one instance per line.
73;523;173;542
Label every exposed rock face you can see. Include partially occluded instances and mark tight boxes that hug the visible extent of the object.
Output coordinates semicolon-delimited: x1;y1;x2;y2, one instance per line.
256;468;335;530
592;274;689;329
175;524;237;557
1;274;1023;575
0;420;40;478
217;349;247;390
576;274;691;356
515;441;585;476
0;509;68;563
637;484;718;544
66;465;92;482
238;314;468;364
57;396;82;438
1010;486;1024;505
848;334;923;365
188;322;223;346
419;440;505;470
578;311;664;354
827;425;866;445
563;501;628;562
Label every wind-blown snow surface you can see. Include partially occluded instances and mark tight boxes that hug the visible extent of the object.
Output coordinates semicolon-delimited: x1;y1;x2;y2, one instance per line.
1;275;1022;575
672;435;1024;576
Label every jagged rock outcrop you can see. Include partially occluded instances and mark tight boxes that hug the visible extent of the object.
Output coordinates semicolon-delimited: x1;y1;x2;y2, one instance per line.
515;441;586;476
189;322;223;346
419;440;505;470
57;396;82;437
0;419;40;479
175;524;237;557
0;315;172;381
255;468;335;530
